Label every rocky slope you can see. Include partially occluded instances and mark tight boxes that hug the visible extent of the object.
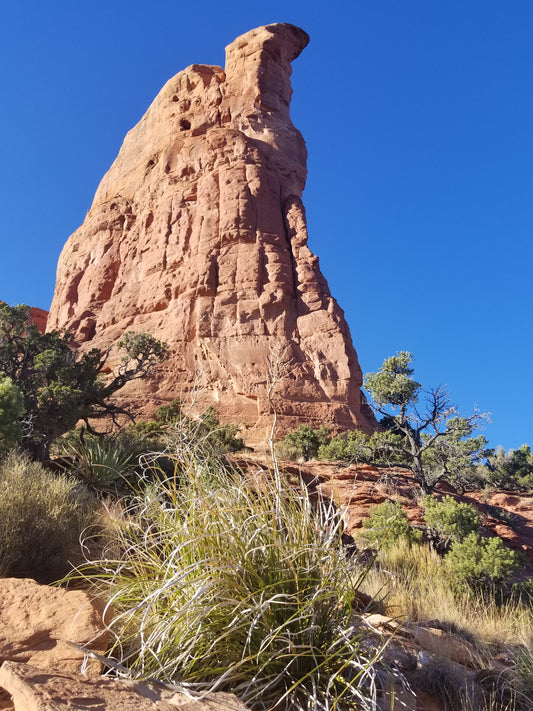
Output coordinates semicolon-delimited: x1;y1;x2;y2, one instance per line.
47;24;375;441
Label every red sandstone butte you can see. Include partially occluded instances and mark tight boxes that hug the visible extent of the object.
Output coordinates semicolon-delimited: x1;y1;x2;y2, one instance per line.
47;24;376;440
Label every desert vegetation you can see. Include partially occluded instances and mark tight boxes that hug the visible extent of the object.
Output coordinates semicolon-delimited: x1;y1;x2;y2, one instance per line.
0;316;531;709
281;352;532;495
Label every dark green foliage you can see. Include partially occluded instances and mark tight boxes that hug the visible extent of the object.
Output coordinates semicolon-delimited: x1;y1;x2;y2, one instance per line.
445;532;525;595
280;424;331;460
423;495;480;552
317;428;369;462
486;445;533;492
318;428;411;467
0;376;24;453
60;431;137;496
359;500;421;550
364;351;421;408
0;303;168;459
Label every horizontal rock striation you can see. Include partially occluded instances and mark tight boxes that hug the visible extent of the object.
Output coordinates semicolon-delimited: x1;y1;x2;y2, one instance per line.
47;24;375;439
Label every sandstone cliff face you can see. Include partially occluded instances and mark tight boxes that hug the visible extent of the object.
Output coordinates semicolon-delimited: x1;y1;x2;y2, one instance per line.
48;24;375;439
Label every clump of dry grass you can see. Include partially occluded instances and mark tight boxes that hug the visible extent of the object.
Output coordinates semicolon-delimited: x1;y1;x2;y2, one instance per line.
0;450;98;582
360;537;533;649
71;440;390;711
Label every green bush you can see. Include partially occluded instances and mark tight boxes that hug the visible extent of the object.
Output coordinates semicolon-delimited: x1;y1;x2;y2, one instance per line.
126;400;244;454
280;424;331;460
423;495;480;551
59;432;137;496
445;533;525;595
74;446;386;710
317;429;370;462
0;451;98;582
487;445;533;492
358;500;420;550
316;428;410;467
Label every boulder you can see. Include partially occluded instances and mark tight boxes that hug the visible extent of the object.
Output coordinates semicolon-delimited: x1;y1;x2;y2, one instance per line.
0;578;108;677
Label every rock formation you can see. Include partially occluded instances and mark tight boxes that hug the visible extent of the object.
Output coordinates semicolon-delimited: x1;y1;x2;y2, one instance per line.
29;307;48;334
0;578;249;711
47;24;375;439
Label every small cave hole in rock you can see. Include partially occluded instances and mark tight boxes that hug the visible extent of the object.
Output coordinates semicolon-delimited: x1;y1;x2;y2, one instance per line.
180;118;191;131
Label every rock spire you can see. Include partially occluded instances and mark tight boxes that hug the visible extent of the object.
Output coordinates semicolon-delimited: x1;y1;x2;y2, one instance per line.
48;24;375;438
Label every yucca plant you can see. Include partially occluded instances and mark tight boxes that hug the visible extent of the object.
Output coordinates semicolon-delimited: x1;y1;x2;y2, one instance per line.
60;433;137;495
73;440;387;710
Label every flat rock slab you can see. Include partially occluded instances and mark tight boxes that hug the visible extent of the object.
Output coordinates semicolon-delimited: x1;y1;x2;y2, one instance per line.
0;578;108;677
0;662;249;711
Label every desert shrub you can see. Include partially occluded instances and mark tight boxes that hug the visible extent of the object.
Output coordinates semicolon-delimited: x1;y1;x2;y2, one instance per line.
423;495;480;552
280;424;331;460
445;533;525;596
317;429;370;462
486;445;533;492
59;432;138;496
0;450;97;582
316;428;410;468
358;500;421;551
126;400;244;454
73;445;387;710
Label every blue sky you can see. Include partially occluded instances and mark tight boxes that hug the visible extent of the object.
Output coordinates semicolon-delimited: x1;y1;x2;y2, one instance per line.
1;1;532;450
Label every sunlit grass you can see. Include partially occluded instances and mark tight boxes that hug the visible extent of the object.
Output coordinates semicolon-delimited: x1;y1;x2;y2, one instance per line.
72;442;388;710
0;450;97;582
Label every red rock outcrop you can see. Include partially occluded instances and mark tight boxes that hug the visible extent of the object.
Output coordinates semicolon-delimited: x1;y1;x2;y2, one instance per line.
0;305;48;335
0;662;249;711
47;24;376;440
29;308;48;334
0;578;108;678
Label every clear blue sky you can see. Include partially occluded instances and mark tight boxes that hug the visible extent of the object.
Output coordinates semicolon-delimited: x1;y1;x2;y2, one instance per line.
1;1;531;450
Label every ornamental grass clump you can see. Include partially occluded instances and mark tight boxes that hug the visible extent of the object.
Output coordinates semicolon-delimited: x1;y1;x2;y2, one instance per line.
75;443;386;711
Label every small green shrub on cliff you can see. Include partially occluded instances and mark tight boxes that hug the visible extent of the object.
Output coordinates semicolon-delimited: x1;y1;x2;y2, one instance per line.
0;451;97;582
445;533;525;596
358;500;421;550
279;423;331;460
318;429;410;467
423;495;480;552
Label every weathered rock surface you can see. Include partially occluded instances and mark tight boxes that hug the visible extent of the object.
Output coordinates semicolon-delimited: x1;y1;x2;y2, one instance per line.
47;23;376;440
0;662;249;711
29;307;48;334
0;578;107;677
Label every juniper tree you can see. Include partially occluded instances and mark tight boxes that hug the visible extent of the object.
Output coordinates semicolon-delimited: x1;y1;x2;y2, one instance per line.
364;351;489;493
0;303;168;459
